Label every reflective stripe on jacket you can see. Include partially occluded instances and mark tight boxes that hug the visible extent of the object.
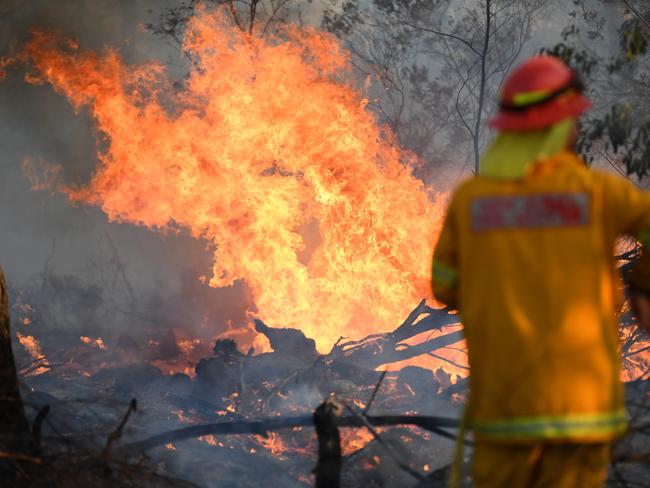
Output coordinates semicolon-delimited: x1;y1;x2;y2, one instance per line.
432;150;650;441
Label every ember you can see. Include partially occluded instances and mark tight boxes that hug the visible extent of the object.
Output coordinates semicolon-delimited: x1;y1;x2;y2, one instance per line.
16;331;50;376
253;432;289;457
80;335;106;350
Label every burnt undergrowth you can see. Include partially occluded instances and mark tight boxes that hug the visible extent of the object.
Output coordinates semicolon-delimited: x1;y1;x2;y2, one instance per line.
2;259;649;487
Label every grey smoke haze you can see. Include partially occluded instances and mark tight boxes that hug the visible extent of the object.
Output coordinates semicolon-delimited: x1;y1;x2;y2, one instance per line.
1;0;179;283
0;0;258;337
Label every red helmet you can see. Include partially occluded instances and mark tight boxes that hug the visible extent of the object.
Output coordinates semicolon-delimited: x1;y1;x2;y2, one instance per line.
489;55;591;131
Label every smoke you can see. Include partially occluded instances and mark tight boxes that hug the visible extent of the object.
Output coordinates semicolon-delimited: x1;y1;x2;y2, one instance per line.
0;1;259;338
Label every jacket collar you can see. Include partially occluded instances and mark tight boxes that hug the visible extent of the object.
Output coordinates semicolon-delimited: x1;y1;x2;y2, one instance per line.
479;119;576;180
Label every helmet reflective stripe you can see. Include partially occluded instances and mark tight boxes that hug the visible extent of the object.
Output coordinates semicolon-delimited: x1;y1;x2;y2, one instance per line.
507;72;584;109
512;89;554;107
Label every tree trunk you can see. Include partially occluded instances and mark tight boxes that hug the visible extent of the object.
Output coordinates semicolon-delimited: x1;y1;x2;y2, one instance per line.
473;0;491;174
0;267;30;462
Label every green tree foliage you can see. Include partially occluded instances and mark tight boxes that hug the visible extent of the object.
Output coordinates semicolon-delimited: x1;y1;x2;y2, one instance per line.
544;1;650;179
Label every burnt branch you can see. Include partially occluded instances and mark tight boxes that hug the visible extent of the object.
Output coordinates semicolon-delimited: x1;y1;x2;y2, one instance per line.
332;329;465;371
227;0;244;31
115;413;459;458
103;399;137;462
329;301;463;371
0;450;43;464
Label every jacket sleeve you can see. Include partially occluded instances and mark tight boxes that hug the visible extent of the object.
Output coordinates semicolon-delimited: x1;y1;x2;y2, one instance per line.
602;174;650;294
431;195;459;309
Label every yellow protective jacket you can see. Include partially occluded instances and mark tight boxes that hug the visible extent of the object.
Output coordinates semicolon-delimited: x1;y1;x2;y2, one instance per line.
432;150;650;442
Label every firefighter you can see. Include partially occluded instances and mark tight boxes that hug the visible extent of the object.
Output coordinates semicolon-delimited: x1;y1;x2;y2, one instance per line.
431;55;650;487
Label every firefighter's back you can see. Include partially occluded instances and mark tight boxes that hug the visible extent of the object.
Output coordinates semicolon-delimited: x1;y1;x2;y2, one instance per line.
448;149;627;440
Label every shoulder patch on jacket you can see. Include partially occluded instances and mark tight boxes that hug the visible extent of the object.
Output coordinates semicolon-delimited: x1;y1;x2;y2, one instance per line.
471;193;590;231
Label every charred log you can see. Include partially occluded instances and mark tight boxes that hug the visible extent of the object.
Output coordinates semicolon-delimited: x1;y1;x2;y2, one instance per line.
313;398;343;488
397;366;441;395
212;338;243;358
193;340;246;401
443;376;470;397
254;319;318;360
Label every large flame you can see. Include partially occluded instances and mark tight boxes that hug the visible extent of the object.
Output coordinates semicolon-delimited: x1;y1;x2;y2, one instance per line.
19;8;445;350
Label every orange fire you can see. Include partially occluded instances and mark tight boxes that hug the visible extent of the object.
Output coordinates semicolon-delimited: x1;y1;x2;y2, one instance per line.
16;332;50;376
18;7;446;351
621;338;650;382
0;56;11;80
253;431;289;457
341;428;376;456
80;336;107;350
17;332;44;359
199;434;220;447
172;409;190;423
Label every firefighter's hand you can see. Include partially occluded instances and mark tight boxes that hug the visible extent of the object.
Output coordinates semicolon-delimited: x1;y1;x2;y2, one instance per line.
630;288;650;333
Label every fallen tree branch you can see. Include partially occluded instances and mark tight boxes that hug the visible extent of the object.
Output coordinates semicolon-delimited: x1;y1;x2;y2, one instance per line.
115;414;460;457
103;399;137;462
326;300;464;371
333;329;465;371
